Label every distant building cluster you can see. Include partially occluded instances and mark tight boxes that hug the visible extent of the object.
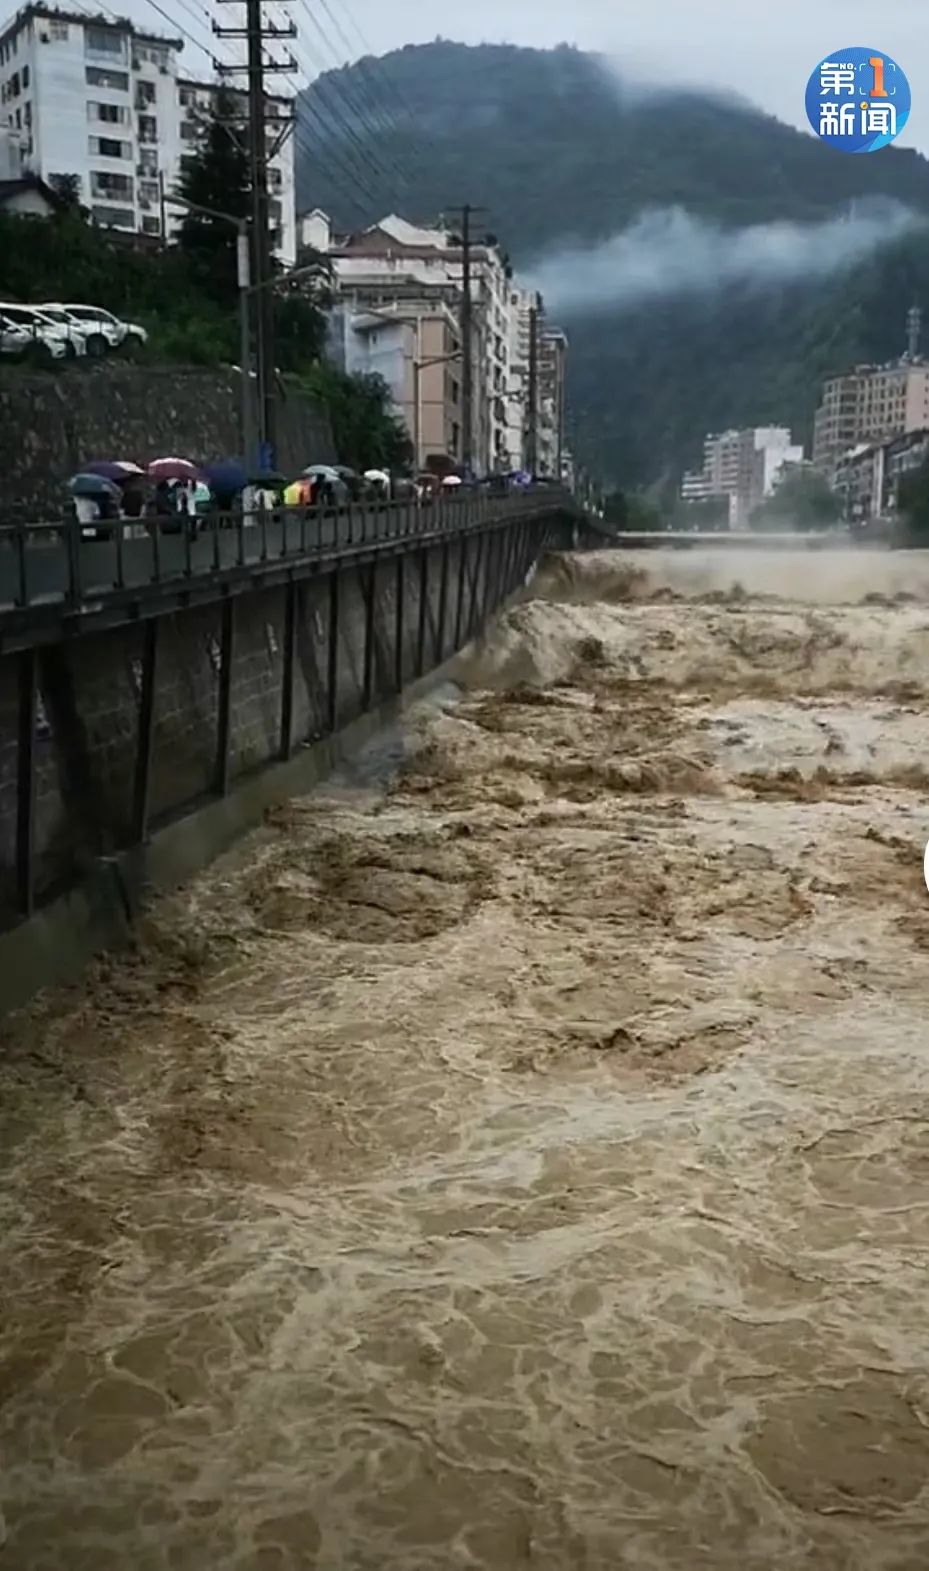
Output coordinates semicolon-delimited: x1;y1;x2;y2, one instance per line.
304;209;572;480
811;309;929;526
680;426;803;527
681;307;928;530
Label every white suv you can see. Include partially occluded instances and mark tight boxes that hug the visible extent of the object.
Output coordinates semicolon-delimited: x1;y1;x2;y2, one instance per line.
0;304;72;361
57;303;148;351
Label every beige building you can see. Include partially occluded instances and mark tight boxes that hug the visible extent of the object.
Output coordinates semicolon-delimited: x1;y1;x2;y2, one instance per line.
310;211;512;473
813;360;929;477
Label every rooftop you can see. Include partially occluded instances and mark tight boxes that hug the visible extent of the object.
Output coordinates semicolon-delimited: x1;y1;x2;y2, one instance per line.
0;4;182;53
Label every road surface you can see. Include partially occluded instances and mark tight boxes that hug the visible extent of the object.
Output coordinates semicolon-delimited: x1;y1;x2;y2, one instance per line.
3;547;929;1569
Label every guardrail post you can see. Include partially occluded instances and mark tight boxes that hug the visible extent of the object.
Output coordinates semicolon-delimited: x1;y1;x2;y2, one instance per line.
132;616;159;844
469;530;485;638
16;645;37;918
280;579;296;760
436;539;450;663
394;553;405;693
454;532;468;650
214;597;235;796
362;562;376;711
16;523;28;609
327;567;339;734
67;514;82;606
417;547;428;677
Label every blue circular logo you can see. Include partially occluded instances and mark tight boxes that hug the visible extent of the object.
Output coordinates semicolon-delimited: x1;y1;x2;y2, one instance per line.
806;47;911;153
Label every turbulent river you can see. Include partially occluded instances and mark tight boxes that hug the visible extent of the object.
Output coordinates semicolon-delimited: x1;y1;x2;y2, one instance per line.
4;547;929;1570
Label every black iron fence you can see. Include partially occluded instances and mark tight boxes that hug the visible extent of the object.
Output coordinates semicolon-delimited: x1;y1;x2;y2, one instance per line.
0;490;576;617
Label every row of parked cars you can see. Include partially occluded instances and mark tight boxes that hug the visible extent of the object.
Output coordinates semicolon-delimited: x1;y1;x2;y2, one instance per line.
0;302;148;364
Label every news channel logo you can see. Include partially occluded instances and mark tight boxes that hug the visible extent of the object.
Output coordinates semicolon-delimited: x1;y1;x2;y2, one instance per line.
806;48;911;154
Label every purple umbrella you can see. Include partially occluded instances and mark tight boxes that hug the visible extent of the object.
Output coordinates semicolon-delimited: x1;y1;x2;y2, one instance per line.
83;460;145;484
148;456;199;483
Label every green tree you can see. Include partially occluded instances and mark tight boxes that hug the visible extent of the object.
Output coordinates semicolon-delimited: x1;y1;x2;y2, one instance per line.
750;467;842;531
176;90;249;304
897;457;929;541
46;172;83;213
299;364;413;471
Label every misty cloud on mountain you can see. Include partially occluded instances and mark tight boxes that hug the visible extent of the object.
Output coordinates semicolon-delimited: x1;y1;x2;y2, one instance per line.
529;201;926;313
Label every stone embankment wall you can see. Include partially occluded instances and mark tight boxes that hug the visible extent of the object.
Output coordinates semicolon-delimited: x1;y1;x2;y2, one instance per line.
0;364;335;515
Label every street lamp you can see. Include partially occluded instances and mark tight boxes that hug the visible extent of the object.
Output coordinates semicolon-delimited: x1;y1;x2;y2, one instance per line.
168;193;255;466
169;194;334;468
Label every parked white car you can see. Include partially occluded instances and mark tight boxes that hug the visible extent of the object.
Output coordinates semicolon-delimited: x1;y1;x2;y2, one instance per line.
56;303;148;351
36;304;107;358
0;304;71;361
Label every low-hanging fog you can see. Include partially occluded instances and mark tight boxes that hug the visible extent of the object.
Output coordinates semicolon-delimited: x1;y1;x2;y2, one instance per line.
528;200;926;313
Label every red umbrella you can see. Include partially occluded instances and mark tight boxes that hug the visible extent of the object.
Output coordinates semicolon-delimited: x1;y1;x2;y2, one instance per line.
148;456;199;482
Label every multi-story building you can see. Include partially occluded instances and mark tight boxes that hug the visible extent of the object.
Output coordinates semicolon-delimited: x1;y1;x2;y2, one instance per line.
306;210;567;476
539;327;568;479
0;5;295;258
326;298;463;469
812;358;929;478
681;427;803;525
835;427;929;526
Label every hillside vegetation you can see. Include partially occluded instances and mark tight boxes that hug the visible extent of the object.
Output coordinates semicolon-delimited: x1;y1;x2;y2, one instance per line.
298;41;929;483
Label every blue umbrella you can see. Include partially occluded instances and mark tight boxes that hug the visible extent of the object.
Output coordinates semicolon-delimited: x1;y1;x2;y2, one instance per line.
69;472;122;498
200;461;247;493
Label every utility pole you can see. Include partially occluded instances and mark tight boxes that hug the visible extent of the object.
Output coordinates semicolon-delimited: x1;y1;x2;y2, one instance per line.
445;205;486;477
214;2;295;467
527;293;541;477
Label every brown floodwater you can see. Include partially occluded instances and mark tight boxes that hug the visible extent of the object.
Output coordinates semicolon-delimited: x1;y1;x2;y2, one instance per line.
3;547;929;1570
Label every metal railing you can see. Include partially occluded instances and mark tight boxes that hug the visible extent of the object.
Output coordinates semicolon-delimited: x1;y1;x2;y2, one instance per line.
0;490;575;617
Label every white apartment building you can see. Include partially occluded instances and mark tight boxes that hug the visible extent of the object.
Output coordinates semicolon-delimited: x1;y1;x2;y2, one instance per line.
682;426;803;525
0;4;295;258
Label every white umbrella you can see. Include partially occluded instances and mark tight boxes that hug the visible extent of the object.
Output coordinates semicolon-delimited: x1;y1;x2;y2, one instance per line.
303;464;342;480
364;468;390;484
442;474;463;488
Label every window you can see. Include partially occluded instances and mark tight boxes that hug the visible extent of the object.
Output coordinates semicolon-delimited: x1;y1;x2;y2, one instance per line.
91;203;134;228
136;79;155;106
141;216;160;234
90;169;133;199
140;179;159;201
85;27;126;59
49;20;69;41
179;120;200;143
178;85;197;106
89;135;129;158
9;71;18;96
138;114;156;143
22;64;28;87
85;67;128;90
88;101;127;123
268;167;282;190
138;148;158;175
23;101;30;127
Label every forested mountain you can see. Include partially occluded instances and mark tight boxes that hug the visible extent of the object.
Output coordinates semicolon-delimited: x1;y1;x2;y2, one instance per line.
297;41;929;485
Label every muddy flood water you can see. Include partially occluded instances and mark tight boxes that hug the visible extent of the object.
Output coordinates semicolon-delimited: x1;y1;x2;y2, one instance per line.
4;546;929;1570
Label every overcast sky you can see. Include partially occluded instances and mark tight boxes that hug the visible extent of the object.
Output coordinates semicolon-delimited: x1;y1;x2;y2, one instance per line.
130;0;928;154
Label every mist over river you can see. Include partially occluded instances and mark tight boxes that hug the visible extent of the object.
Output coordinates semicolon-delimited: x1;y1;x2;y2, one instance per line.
4;549;929;1570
